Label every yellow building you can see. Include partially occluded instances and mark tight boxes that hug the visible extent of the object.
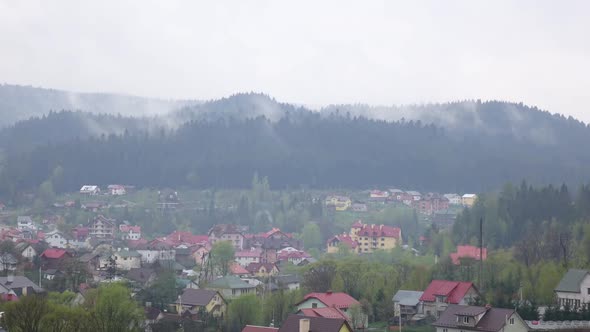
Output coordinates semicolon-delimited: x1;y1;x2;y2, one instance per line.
174;289;226;317
462;194;477;207
349;220;401;254
325;195;352;211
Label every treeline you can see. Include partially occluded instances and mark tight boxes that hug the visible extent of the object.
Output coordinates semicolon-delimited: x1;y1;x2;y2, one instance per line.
3;98;590;201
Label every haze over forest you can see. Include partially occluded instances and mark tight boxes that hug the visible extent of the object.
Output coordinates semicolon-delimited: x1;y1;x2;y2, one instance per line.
1;84;589;201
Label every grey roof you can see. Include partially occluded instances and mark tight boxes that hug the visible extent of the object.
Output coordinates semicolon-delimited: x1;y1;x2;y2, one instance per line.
273;274;301;285
175;289;220;306
433;304;515;332
392;290;424;306
207;275;256;289
0;276;44;293
555;269;588;293
78;252;100;262
115;250;141;258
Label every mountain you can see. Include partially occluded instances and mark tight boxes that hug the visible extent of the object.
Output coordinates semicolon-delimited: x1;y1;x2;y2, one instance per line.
0;84;197;128
1;89;589;200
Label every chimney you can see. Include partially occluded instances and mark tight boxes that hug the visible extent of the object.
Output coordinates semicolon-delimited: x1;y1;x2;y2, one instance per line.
7;272;14;283
485;304;492;310
299;318;310;332
326;290;333;295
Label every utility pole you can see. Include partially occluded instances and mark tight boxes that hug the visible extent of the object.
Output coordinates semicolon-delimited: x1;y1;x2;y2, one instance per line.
479;217;483;292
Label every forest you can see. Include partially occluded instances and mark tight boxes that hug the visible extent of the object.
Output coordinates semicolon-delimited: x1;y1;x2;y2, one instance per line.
1;94;590;202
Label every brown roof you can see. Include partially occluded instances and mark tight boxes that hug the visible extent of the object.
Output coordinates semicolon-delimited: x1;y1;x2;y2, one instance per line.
278;314;351;332
175;289;219;306
433;304;516;332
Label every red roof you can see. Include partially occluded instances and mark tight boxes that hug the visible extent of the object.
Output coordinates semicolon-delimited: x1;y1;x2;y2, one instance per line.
242;326;278;332
299;307;349;320
278;250;310;260
450;245;488;265
120;225;141;233
41;248;69;259
246;263;278;274
327;234;358;249
165;231;208;246
300;292;359;309
351;220;363;228
230;263;250;275
235;248;263;258
420;280;476;304
127;238;148;248
356;222;401;239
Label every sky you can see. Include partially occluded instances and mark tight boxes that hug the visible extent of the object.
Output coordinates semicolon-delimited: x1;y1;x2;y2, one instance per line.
1;1;590;122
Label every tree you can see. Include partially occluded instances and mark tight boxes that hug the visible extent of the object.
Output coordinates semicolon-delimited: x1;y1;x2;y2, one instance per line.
85;283;144;332
302;260;337;292
3;295;49;332
138;271;178;310
210;240;235;276
302;223;322;250
227;294;262;332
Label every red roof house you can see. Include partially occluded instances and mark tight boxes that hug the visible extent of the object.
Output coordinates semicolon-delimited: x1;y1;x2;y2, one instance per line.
242;326;278;332
297;291;360;310
298;307;349;320
420;280;480;317
450;245;488;265
40;248;69;259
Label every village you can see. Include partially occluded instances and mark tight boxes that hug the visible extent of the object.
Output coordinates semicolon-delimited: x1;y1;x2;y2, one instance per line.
0;184;587;332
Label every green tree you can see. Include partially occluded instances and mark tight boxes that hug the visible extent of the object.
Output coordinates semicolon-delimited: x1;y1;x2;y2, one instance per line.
211;240;235;276
302;223;322;250
3;295;49;332
227;294;262;332
85;283;144;332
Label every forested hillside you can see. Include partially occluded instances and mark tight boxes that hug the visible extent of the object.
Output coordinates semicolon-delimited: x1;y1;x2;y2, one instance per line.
1;92;590;202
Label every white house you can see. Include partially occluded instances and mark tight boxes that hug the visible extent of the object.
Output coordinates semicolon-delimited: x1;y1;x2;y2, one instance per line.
555;269;590;309
443;194;462;205
15;242;37;260
234;248;262;267
108;185;126;196
17;216;36;231
407;191;422;201
113;250;142;271
44;230;69;249
119;225;141;240
80;185;100;195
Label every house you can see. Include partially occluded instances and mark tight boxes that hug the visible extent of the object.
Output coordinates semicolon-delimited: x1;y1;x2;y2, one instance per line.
107;184;126;196
81;202;106;212
17;216;36;231
88;215;116;239
157;190;180;210
370;190;390;200
349;220;402;253
432;304;527;332
78;252;101;274
126;267;157;288
462;194;477;207
80;185;100;195
450;245;487;265
295;292;363;326
277;250;310;266
71;225;89;242
325;195;352;211
15;242;37;260
326;234;358;254
554;269;590;309
244;228;302;263
173;289;227;318
392;290;424;321
242;326;278;332
208;224;245;250
246;262;279;278
40;248;73;270
351;203;368;212
0;253;18;272
0;275;44;296
420;280;480;317
205;275;257;300
235;248;263;267
136;239;176;264
407;191;422;201
272;275;301;291
44;229;70;248
416;193;450;215
443;194;462;205
297;307;349;321
113;249;141;270
230;263;251;277
119;225;141;240
278;315;353;332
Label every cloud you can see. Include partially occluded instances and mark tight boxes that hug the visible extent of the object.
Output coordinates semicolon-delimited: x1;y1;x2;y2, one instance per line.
0;1;589;122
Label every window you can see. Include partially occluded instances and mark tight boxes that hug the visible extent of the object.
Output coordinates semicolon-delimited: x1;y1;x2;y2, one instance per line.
463;316;469;323
312;303;318;308
509;318;515;325
442;329;448;332
587;288;590;295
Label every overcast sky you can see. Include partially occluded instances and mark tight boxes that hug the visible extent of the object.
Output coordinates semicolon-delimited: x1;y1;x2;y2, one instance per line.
1;1;589;121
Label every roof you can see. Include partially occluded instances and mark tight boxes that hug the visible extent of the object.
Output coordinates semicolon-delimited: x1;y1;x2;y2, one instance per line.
175;289;220;306
420;280;476;304
278;314;351;332
433;304;515;332
450;245;488;265
246;263;278;274
327;234;358;249
115;250;141;258
298;307;349;320
242;326;279;332
40;248;69;259
463;194;477;198
555;269;589;293
230;263;250;275
356;223;401;239
207;276;256;289
78;252;99;262
299;292;359;309
126;268;155;284
145;307;162;320
236;248;263;258
0;276;44;293
273;274;301;285
526;320;590;330
393;290;424;306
